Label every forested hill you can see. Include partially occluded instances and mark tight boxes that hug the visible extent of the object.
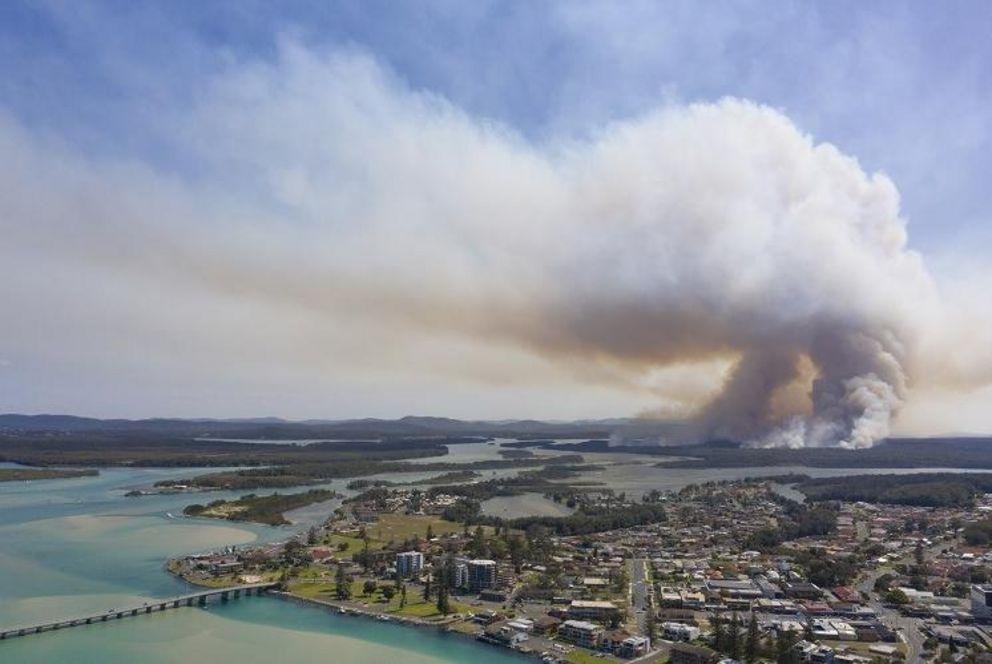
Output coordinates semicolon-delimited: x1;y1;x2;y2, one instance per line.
0;413;610;440
796;472;992;507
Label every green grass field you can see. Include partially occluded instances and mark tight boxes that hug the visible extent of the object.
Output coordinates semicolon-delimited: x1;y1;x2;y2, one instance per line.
364;514;467;543
322;514;467;554
323;534;372;555
564;650;609;664
289;577;470;619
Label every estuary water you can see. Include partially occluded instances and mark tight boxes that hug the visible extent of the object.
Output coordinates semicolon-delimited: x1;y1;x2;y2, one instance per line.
0;465;523;664
1;453;983;663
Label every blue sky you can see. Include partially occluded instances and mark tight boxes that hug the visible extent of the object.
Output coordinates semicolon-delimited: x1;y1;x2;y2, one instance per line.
1;1;991;436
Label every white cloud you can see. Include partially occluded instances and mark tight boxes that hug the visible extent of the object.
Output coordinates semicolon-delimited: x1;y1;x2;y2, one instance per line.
1;44;989;439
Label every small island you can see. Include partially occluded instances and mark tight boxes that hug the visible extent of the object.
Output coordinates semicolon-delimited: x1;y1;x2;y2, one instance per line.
183;489;342;526
0;468;98;482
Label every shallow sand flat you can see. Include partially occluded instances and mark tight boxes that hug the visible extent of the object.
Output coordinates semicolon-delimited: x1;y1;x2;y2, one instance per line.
0;596;525;664
0;592;160;628
0;467;521;664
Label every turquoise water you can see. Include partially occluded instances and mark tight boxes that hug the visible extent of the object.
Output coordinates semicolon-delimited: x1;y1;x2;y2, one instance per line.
4;457;977;662
0;467;522;663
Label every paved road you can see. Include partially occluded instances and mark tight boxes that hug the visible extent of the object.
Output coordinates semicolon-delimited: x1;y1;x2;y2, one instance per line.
629;558;650;635
855;538;957;662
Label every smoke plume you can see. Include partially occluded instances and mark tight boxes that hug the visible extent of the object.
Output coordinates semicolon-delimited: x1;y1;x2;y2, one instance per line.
2;47;990;445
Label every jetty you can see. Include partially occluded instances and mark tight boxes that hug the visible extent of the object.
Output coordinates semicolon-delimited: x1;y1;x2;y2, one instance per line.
0;582;277;641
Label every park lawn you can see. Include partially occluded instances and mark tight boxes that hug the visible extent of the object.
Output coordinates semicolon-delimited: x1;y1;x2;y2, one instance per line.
564;650;608;664
363;514;464;544
392;600;445;617
363;582;471;618
293;564;334;581
192;574;244;588
325;533;377;554
288;582;337;599
389;597;471;619
446;619;481;635
243;569;282;583
291;577;469;620
290;579;375;600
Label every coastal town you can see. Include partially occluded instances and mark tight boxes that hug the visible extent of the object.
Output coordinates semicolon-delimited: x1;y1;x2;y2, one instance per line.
169;477;992;664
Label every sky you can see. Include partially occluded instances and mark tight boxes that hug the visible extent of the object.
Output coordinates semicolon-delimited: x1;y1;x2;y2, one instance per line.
1;1;991;438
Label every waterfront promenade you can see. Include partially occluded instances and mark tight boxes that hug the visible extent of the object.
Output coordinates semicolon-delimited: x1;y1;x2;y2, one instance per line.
0;582;277;641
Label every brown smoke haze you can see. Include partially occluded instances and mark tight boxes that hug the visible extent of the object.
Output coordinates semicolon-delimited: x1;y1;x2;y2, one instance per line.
2;46;991;445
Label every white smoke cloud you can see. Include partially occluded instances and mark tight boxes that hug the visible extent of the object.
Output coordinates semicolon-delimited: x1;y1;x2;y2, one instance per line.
1;43;990;442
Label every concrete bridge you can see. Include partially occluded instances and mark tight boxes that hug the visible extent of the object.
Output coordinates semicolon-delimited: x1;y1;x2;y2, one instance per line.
0;582;277;641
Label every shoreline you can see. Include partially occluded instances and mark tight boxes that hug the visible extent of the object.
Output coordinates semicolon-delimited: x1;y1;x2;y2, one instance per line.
271;592;539;661
166;566;538;660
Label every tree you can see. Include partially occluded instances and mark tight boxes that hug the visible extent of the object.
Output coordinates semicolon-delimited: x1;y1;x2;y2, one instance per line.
645;610;658;644
436;560;452;615
471;526;487;558
382;586;396;601
423;574;433;601
712;614;726;652
745;613;760;663
335;565;352;600
874;573;896;592
436;581;450;615
775;629;797;664
400;583;407;608
363;580;377;596
508;535;527;573
358;526;371;571
885;588;910;605
608;609;626;629
282;538;306;562
307;527;318;545
426;524;434;541
409;489;424;512
728;612;741;660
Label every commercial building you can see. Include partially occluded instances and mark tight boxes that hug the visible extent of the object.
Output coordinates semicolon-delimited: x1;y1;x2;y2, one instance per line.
705;578;762;600
619;635;651;658
467;559;496;592
451;559;469;589
971;584;992;620
558;620;603;649
663;622;700;642
482;622;529;647
395;551;424;578
566;600;620;622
